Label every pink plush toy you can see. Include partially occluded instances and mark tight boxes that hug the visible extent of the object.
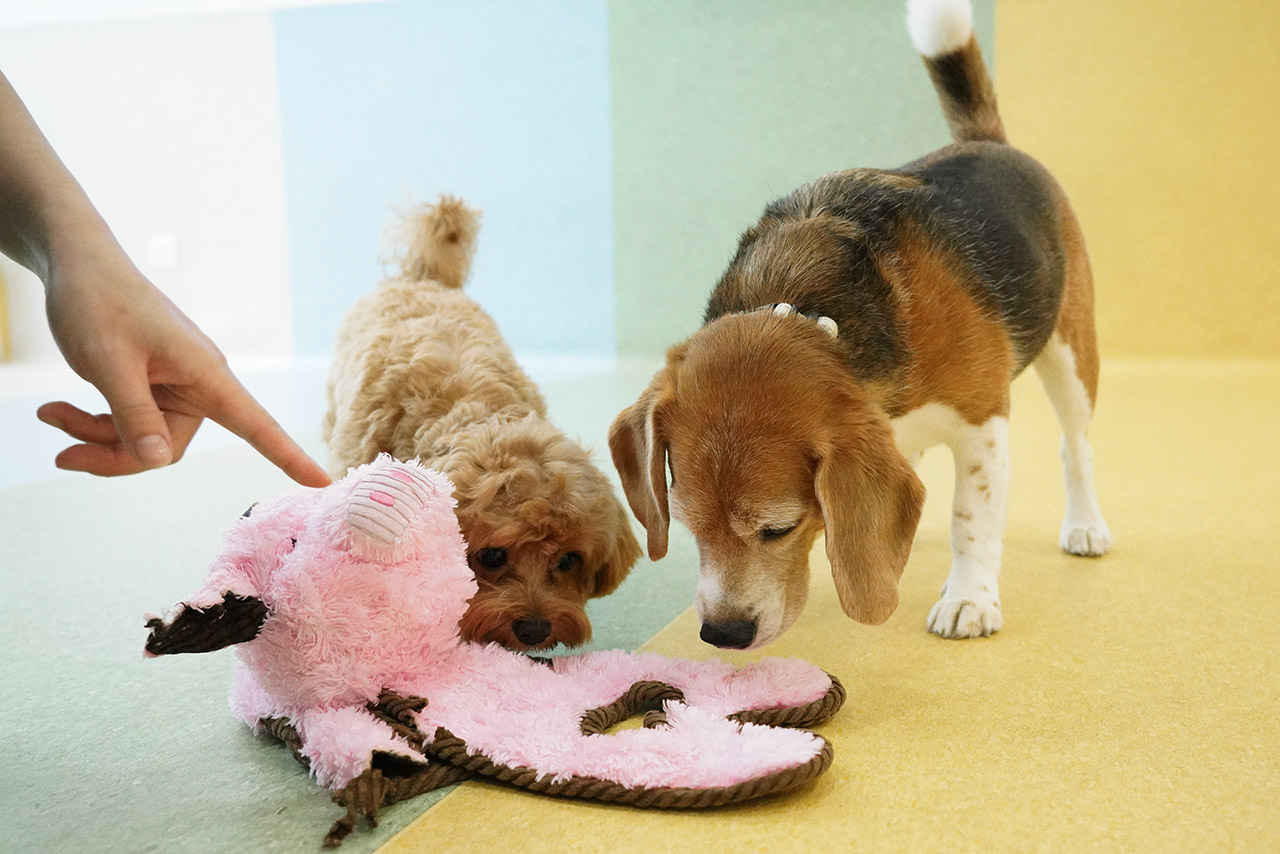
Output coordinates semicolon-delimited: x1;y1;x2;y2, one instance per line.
145;456;843;846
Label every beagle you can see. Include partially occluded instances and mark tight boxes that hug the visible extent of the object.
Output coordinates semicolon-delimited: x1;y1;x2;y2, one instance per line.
608;0;1111;649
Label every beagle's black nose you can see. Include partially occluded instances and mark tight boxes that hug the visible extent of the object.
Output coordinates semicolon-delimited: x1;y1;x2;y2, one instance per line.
512;617;552;646
699;619;756;649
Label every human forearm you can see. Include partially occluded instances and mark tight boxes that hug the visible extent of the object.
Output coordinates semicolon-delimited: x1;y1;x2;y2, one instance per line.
0;69;117;283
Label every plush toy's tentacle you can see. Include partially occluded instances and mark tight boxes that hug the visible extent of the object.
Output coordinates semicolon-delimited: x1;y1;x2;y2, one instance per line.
409;649;843;802
143;593;268;656
427;725;834;808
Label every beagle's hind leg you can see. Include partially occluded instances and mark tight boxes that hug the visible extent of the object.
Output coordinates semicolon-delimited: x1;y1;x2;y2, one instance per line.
1033;332;1112;557
1036;188;1112;558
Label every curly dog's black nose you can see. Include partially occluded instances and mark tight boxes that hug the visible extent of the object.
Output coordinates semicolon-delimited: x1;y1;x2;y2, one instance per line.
512;617;552;646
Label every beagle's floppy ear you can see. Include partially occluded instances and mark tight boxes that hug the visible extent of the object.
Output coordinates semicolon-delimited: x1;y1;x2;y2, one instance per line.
814;399;926;625
608;379;672;561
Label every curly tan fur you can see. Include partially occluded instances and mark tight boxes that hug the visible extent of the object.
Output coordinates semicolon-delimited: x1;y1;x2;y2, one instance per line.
324;197;641;650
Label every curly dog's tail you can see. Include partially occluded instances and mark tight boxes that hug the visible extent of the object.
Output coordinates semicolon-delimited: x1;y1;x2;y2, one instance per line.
383;195;481;289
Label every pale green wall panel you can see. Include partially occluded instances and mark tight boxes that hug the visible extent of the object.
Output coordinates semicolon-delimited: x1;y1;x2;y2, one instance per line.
610;0;995;357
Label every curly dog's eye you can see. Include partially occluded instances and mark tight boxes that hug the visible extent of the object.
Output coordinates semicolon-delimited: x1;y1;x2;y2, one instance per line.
557;552;583;573
475;547;507;570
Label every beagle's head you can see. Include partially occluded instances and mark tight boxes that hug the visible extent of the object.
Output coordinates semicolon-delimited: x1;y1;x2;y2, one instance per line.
609;312;925;649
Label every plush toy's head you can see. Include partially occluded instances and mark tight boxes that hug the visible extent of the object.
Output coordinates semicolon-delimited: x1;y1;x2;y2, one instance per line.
146;456;473;709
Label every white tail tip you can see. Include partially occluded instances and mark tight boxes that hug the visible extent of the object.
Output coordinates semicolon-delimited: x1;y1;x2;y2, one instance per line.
907;0;974;59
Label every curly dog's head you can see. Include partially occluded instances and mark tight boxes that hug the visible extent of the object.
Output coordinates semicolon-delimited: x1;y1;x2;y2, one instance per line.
438;414;642;651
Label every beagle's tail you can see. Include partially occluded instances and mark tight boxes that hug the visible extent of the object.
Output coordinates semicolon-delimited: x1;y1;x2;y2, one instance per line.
382;195;481;289
907;0;1007;144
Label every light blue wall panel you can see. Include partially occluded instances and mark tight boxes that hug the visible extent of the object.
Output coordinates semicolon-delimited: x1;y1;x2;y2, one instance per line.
275;0;614;358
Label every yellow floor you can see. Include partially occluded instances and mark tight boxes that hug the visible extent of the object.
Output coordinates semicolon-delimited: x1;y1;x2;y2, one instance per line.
382;361;1280;853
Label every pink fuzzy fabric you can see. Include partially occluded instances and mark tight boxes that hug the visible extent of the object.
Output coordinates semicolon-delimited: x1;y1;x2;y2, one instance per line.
408;646;831;789
156;456;836;793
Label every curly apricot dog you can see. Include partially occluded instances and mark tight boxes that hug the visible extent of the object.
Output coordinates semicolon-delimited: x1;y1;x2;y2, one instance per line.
324;197;640;651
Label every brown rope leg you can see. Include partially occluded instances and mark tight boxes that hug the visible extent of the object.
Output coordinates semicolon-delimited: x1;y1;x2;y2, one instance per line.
262;694;476;849
323;760;473;848
261;716;309;770
324;767;391;848
365;689;430;750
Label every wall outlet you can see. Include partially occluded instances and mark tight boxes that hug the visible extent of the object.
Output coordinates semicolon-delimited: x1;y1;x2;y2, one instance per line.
148;233;181;269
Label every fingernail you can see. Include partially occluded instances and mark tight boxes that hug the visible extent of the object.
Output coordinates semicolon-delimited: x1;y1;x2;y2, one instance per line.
38;412;64;431
136;435;173;466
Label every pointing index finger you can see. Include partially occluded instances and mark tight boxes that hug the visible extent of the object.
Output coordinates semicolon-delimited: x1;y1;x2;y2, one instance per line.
202;374;331;488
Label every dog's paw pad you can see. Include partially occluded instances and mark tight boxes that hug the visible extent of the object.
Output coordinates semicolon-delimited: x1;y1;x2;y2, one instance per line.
927;596;1002;639
1061;522;1112;557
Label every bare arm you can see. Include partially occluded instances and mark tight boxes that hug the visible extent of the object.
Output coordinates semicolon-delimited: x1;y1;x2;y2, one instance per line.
0;70;329;486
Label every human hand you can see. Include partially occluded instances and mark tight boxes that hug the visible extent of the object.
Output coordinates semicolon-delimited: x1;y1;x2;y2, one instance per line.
36;245;330;487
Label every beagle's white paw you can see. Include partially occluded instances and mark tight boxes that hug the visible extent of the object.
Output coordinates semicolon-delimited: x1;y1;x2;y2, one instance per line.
928;594;1002;639
1061;519;1112;557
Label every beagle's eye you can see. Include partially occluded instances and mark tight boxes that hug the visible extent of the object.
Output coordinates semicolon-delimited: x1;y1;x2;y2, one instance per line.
759;524;798;542
475;547;508;570
556;552;584;573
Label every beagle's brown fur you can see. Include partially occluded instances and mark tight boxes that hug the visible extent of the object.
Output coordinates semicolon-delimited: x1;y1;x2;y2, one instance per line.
610;2;1110;648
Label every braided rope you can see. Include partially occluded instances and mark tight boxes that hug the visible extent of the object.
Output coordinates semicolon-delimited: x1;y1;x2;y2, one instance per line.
579;681;686;735
642;709;668;729
260;716;308;769
365;690;430;750
729;672;846;728
429;727;834;809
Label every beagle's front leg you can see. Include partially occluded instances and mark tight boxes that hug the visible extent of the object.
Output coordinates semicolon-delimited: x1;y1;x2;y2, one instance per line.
928;415;1010;638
